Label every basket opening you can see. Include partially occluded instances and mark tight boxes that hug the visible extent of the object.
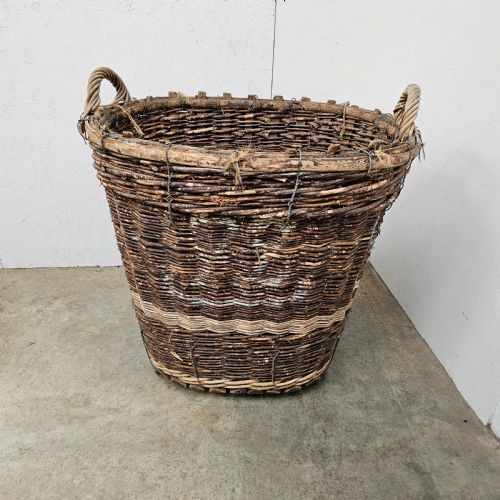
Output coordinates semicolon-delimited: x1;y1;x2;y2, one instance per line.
107;99;396;155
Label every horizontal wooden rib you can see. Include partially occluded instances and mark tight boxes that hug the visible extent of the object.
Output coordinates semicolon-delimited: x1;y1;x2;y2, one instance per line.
84;93;421;173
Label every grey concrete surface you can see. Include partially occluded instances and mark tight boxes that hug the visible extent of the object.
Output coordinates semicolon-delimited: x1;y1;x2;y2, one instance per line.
1;264;499;499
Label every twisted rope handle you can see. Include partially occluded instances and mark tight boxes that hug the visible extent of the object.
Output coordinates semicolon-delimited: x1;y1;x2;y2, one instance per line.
394;84;421;142
82;67;131;120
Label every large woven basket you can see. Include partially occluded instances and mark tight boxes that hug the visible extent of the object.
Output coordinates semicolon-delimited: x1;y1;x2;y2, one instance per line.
79;67;422;394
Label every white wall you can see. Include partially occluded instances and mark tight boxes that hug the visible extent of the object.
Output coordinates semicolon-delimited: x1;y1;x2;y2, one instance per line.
271;0;500;433
0;0;274;267
2;1;499;434
368;1;500;433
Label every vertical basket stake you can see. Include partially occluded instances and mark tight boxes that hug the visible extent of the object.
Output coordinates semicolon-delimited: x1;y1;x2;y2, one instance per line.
282;150;303;231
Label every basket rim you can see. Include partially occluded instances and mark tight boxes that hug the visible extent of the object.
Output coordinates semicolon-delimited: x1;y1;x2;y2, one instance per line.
85;94;421;173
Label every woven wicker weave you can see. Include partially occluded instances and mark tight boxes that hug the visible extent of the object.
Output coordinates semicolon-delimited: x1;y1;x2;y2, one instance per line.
79;67;422;394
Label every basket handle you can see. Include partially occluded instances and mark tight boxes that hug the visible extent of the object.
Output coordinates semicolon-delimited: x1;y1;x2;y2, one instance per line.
82;67;131;120
393;84;421;142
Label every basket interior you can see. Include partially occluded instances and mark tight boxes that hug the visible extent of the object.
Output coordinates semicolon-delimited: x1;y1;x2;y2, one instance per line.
105;98;397;155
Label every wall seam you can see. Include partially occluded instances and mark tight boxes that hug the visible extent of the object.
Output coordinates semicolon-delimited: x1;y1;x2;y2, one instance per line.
270;0;278;97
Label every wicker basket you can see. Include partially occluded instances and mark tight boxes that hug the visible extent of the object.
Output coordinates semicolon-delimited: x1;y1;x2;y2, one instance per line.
79;67;422;394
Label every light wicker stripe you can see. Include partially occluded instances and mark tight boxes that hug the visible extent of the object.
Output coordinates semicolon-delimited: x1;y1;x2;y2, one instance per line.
132;292;351;335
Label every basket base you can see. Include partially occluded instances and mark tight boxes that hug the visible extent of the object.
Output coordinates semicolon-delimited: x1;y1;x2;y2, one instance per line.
152;365;326;395
146;349;337;395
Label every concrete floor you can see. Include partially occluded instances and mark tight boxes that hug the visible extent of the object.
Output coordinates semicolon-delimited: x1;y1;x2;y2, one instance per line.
1;265;499;499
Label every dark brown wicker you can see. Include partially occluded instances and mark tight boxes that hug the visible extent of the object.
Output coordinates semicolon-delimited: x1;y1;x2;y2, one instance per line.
79;67;422;394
